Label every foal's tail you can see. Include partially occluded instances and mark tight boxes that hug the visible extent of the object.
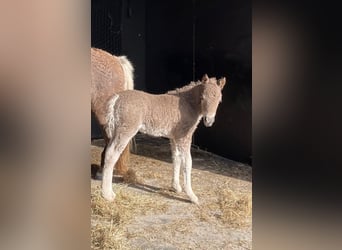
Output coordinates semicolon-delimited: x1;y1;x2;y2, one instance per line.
105;94;119;139
112;56;136;154
118;56;134;90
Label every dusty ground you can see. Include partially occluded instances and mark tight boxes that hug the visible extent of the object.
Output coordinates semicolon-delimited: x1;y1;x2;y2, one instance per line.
91;134;252;250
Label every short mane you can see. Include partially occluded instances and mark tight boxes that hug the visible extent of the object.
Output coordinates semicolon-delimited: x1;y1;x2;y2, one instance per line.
167;77;218;96
167;80;202;95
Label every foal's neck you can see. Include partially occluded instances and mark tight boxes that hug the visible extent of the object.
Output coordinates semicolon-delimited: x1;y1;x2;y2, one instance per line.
179;84;203;115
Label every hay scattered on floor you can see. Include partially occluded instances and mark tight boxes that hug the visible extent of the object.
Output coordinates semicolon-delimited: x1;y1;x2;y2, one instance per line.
91;185;169;249
218;188;252;227
91;224;128;250
190;187;252;228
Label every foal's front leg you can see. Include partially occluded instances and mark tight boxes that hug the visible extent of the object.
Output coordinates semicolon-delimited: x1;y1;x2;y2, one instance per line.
171;140;182;193
183;145;199;204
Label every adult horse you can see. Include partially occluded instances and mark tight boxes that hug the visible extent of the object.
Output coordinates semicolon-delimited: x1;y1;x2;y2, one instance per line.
91;47;134;175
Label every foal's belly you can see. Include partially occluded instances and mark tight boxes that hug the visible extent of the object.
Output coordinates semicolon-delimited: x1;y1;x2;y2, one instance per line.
139;123;171;138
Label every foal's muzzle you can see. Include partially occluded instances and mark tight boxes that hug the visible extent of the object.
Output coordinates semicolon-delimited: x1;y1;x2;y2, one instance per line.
203;116;215;127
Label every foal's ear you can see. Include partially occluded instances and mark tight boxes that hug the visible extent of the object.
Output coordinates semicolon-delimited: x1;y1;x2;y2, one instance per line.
218;77;226;89
202;74;209;83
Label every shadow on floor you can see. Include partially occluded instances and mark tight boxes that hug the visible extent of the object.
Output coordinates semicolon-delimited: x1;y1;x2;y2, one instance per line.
92;133;252;183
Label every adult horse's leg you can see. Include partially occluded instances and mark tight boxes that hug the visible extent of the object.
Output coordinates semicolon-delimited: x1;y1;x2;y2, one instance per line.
181;143;199;204
115;144;129;175
170;139;182;193
100;134;109;170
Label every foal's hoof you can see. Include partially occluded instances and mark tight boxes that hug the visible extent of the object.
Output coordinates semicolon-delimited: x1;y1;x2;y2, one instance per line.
102;190;116;201
172;184;182;193
190;195;199;205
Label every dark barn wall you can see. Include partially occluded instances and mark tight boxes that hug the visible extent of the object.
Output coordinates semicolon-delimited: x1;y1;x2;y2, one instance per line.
145;1;194;93
121;0;146;91
91;0;122;55
91;0;251;163
194;0;252;163
145;0;251;163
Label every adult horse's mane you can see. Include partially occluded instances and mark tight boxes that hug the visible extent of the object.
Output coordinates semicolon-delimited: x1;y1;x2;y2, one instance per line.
166;77;218;96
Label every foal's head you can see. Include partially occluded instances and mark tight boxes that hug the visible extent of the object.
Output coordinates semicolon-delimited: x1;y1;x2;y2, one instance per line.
200;74;226;127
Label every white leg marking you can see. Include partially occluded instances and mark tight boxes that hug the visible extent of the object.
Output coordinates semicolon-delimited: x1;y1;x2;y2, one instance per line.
101;142;120;201
171;141;182;193
183;149;199;204
101;140;124;201
102;130;136;201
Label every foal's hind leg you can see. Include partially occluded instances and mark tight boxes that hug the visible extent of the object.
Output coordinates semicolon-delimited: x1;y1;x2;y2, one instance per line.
102;130;136;201
100;133;129;176
101;140;121;201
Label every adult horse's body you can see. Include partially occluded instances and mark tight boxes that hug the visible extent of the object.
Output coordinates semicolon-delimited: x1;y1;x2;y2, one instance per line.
102;74;226;204
91;48;134;175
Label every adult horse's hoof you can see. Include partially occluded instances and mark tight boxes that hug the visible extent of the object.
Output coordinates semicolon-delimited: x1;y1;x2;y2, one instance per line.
102;190;116;201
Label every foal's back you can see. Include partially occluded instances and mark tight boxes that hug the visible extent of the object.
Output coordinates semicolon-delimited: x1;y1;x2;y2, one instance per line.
113;90;195;138
114;90;179;120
